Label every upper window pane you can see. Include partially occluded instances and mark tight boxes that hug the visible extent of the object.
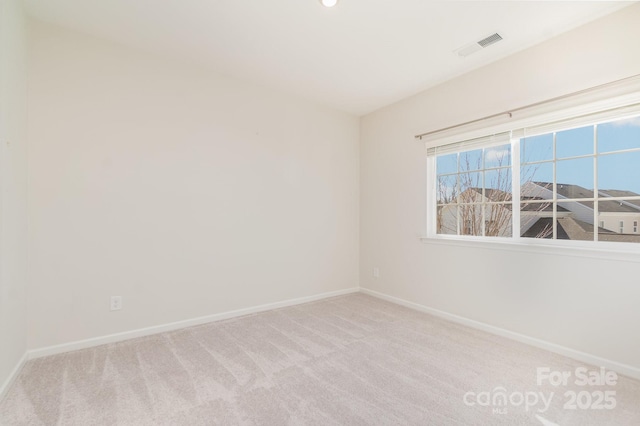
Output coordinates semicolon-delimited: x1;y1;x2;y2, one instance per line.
597;116;640;153
521;134;553;163
556;125;594;159
484;144;511;168
484;169;512;202
436;153;458;175
521;161;553;199
459;149;483;172
598;151;640;195
437;174;458;205
556;157;594;198
459;172;483;203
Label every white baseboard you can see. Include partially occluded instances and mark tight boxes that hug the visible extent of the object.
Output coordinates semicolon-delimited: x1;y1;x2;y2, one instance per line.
28;287;359;360
0;353;27;402
18;285;638;392
360;287;640;381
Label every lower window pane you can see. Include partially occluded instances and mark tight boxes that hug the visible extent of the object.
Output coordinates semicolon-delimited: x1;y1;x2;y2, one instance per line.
484;204;512;237
436;205;458;235
597;199;640;243
460;204;483;236
556;201;595;241
520;202;554;239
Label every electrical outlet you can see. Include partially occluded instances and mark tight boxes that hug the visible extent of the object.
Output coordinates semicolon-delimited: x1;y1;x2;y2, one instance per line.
110;296;122;311
373;267;380;278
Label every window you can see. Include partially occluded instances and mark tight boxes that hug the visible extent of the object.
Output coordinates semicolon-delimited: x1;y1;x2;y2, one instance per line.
428;111;640;245
436;140;512;237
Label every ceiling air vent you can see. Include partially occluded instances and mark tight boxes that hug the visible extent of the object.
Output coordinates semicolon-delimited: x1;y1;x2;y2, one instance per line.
455;32;504;58
477;33;503;48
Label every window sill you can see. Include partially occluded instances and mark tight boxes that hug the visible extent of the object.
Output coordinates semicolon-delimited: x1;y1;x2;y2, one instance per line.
420;235;640;263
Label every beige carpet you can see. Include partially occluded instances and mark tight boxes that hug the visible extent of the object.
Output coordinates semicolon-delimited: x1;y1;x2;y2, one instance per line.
1;293;639;425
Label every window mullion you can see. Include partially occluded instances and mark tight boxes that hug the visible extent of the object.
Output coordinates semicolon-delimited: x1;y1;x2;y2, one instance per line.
594;124;599;242
512;137;521;241
426;155;437;237
552;132;557;240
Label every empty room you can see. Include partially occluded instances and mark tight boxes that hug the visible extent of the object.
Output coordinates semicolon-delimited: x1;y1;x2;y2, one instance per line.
2;0;640;424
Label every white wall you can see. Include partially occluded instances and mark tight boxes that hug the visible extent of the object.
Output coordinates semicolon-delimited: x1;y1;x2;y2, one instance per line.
27;22;359;350
0;0;29;393
361;4;640;370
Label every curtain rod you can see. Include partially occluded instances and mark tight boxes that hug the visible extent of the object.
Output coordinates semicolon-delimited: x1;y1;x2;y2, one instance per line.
414;73;640;140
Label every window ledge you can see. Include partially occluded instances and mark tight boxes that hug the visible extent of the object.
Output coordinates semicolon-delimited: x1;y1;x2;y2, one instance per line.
420;236;640;264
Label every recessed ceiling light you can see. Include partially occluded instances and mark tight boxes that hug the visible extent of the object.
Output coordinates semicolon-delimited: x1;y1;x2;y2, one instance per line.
320;0;338;7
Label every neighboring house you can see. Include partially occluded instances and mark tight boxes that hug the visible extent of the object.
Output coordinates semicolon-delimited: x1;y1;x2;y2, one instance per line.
438;181;640;242
596;190;640;234
522;182;640;238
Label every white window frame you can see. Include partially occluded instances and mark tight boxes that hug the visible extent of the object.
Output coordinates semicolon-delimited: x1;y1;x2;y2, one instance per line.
422;83;640;263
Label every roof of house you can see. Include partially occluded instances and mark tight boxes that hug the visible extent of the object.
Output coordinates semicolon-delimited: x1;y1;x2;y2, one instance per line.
532;182;640;213
599;190;640;209
522;216;640;242
448;183;640;216
521;197;568;212
521;217;567;239
600;189;640;198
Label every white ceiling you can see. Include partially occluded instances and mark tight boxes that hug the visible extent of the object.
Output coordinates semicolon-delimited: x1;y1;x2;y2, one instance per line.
24;0;632;116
